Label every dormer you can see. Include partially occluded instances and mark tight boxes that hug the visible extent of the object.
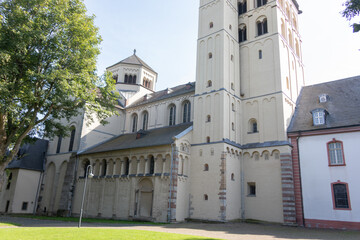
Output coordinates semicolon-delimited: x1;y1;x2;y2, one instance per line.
311;108;327;126
319;94;329;103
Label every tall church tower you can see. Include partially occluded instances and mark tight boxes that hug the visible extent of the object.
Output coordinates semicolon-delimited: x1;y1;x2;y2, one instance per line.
190;0;304;224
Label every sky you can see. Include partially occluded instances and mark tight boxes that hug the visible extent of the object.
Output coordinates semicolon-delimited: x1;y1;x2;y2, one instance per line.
84;0;360;91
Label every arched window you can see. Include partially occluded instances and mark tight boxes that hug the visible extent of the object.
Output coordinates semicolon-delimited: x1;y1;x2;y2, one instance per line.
83;160;90;177
129;75;133;84
232;103;235;111
149;156;155;174
125;158;130;175
68;127;76;152
56;135;62;153
133;75;137;84
327;139;345;166
183;101;191;123
231;173;235;181
169;104;176;126
232;122;235;131
204;164;209;171
207;115;211;122
259;50;263;59
238;1;247;15
207;80;212;87
124;74;128;83
132;114;138;132
206;136;210;143
249;119;258;133
209;22;213;28
101;159;107;176
6;172;12;190
239;26;247;42
256;0;267;8
142;111;148;130
257;18;268;36
208;52;212;59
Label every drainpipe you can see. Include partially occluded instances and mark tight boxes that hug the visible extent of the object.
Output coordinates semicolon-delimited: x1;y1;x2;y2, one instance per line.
296;135;305;226
168;142;175;223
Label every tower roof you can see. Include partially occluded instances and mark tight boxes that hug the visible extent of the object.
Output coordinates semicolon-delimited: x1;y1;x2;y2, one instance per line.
107;51;157;73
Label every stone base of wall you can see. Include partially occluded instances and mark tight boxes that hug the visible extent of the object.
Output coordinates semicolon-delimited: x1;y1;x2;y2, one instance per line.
305;219;360;230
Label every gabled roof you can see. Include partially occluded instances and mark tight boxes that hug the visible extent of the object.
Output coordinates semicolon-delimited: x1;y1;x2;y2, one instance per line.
129;82;195;108
287;75;360;133
6;139;48;172
79;122;193;156
107;53;157;73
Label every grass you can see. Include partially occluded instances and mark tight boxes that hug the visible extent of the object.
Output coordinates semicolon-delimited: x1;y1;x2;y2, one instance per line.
0;228;222;240
0;222;19;227
12;215;165;225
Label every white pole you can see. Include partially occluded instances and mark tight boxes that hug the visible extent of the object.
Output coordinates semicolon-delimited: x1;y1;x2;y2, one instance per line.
78;164;93;228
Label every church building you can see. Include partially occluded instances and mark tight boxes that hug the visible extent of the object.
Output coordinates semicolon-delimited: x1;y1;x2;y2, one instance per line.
35;0;305;224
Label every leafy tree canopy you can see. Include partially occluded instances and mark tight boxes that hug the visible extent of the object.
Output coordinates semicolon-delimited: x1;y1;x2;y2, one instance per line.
342;0;360;32
0;0;119;168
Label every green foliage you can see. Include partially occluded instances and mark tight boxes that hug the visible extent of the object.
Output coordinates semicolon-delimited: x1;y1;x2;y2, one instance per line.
0;228;222;240
0;0;119;164
342;0;360;32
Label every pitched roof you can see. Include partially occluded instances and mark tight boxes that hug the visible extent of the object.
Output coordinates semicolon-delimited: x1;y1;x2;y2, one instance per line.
79;122;193;156
107;54;157;73
129;82;195;108
6;139;48;172
287;75;360;133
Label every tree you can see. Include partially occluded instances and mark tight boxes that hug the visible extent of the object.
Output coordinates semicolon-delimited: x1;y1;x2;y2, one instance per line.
342;0;360;32
0;0;119;180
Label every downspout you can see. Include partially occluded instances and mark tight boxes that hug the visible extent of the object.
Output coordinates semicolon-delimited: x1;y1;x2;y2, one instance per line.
168;141;175;223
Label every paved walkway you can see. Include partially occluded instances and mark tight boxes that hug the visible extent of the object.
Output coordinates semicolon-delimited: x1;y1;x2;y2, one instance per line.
1;216;360;240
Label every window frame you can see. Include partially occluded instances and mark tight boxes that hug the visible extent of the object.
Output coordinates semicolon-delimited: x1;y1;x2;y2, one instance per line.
331;182;351;210
132;114;138;133
182;101;191;123
312;109;326;126
327;139;346;166
169;104;176;126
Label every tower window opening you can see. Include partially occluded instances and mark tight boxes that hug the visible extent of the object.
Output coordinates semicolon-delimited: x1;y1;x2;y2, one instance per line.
204;164;209;171
259;50;263;59
209;22;213;28
207;115;211;122
204;194;208;201
183;101;191;123
229;24;232;30
206;136;210;143
232;103;235;111
257;19;268;36
208;52;213;59
238;1;247;15
239;26;247;42
256;0;267;8
231;55;234;61
142;111;148;130
132;114;138;132
249;119;258;133
169;104;176;126
231;83;234;90
207;80;212;87
232;122;235;131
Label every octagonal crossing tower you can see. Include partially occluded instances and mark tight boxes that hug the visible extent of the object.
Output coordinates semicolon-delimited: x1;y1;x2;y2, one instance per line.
191;0;304;224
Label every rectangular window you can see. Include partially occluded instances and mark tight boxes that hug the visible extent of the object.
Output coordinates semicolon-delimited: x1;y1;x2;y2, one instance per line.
327;140;345;166
22;202;28;211
332;183;351;210
247;182;256;196
56;135;62;153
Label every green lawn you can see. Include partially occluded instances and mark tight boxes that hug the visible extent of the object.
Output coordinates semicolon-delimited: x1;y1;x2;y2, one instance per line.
0;228;221;240
12;215;164;225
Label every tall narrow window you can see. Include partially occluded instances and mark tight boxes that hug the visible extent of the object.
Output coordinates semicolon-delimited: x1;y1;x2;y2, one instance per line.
183;101;191;123
208;52;213;59
239;26;247;42
68;127;76;152
6;172;12;190
133;75;137;84
132;114;138;132
124;74;128;83
169;105;176;126
207;115;211;122
248;182;256;196
238;1;247;15
149;156;155;174
142;112;148;130
101;160;107;176
207;80;212;87
206;136;210;143
259;50;263;59
56;135;62;153
125;159;130;175
209;22;213;28
312;109;326;125
83;160;90;177
328;139;345;166
129;75;133;84
332;183;351;209
256;0;267;8
257;19;268;36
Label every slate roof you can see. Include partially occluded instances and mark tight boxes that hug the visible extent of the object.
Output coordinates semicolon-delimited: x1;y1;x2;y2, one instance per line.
287;75;360;133
79;122;193;156
6;139;48;172
107;53;157;73
129;82;195;108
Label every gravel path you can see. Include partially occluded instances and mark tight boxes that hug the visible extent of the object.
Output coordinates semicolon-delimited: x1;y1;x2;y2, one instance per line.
1;216;359;240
